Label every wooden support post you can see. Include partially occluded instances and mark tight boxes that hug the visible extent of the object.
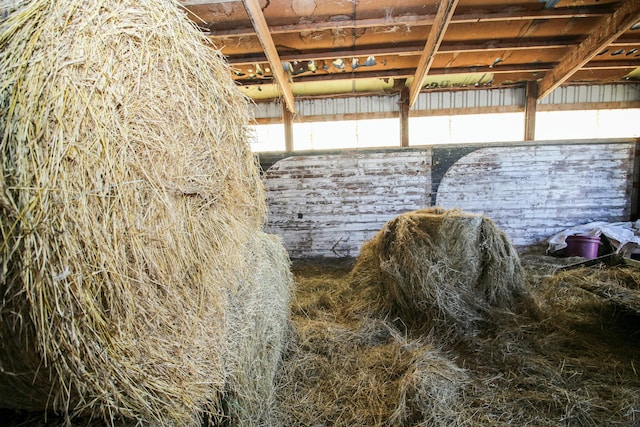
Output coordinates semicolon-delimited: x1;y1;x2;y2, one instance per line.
283;101;293;152
524;80;538;141
400;87;410;147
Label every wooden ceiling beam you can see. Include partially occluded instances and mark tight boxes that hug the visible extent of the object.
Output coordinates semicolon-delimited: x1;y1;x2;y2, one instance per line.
205;6;611;38
235;59;638;85
408;0;459;108
537;1;640;99
226;37;587;65
227;46;418;65
242;0;295;113
226;36;640;66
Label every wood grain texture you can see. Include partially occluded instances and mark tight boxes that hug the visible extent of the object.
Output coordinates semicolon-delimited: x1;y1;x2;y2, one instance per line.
435;143;635;247
264;150;432;258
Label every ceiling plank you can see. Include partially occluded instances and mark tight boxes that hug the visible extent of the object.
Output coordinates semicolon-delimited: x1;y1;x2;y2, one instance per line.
242;0;296;113
537;1;640;99
226;37;583;65
235;58;638;86
205;6;611;38
408;0;459;108
226;36;640;66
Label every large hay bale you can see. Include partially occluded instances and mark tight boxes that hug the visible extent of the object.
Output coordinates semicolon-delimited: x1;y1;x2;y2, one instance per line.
351;207;533;339
0;0;284;424
223;232;293;425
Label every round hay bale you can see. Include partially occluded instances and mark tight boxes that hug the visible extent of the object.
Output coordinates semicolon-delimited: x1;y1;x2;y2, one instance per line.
351;207;533;338
223;232;293;426
0;0;274;424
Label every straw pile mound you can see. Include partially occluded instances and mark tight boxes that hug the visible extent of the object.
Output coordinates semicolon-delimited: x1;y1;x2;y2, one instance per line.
276;255;640;426
1;1;289;425
550;265;640;315
275;262;469;426
351;207;534;339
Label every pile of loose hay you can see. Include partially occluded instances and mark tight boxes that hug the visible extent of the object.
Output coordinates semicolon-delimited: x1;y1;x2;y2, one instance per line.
275;261;469;426
1;0;291;424
350;207;535;342
550;265;640;315
276;254;640;426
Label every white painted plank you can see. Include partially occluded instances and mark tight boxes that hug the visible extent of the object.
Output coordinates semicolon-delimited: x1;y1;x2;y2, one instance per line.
436;143;635;247
265;150;432;257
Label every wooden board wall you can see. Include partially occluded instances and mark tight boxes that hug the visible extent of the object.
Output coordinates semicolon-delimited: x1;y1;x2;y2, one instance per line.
262;140;637;258
435;141;636;248
264;150;432;258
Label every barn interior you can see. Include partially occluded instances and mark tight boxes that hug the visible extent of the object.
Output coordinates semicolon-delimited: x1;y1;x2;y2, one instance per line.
1;0;640;425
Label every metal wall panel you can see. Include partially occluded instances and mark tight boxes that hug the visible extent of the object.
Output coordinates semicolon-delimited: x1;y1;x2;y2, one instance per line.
295;95;400;117
414;87;525;111
252;100;283;119
250;84;640;119
539;83;640;105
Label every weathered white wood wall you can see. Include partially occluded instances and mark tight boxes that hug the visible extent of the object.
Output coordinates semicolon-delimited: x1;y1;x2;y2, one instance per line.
435;141;636;247
264;150;431;258
262;140;637;258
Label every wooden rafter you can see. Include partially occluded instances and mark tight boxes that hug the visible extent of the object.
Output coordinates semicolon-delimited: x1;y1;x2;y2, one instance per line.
408;0;459;108
236;58;639;86
242;0;296;113
226;36;640;69
537;1;640;99
226;37;586;66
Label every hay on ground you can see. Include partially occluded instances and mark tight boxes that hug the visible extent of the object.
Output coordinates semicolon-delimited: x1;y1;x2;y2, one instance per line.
389;347;469;426
276;255;640;426
550;265;640;315
276;315;468;426
0;1;288;425
350;207;535;340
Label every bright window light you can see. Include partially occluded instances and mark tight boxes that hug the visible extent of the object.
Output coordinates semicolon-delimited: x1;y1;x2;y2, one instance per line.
249;109;640;152
535;109;640;140
293;118;399;150
249;123;285;152
409;113;524;145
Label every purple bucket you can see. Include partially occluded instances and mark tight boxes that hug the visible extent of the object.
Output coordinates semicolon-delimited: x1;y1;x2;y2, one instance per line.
566;235;601;259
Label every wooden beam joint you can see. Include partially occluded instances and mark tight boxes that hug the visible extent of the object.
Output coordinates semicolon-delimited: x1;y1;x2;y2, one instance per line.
408;0;460;108
538;1;640;99
242;0;296;113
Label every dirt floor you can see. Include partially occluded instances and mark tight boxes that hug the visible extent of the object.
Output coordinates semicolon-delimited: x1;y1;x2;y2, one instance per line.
275;253;640;426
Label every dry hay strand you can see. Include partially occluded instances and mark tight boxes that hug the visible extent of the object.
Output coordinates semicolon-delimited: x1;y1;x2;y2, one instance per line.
284;257;640;426
389;347;469;426
0;0;273;424
448;257;640;425
350;207;536;342
549;265;640;315
276;316;469;427
275;261;471;427
223;233;294;426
